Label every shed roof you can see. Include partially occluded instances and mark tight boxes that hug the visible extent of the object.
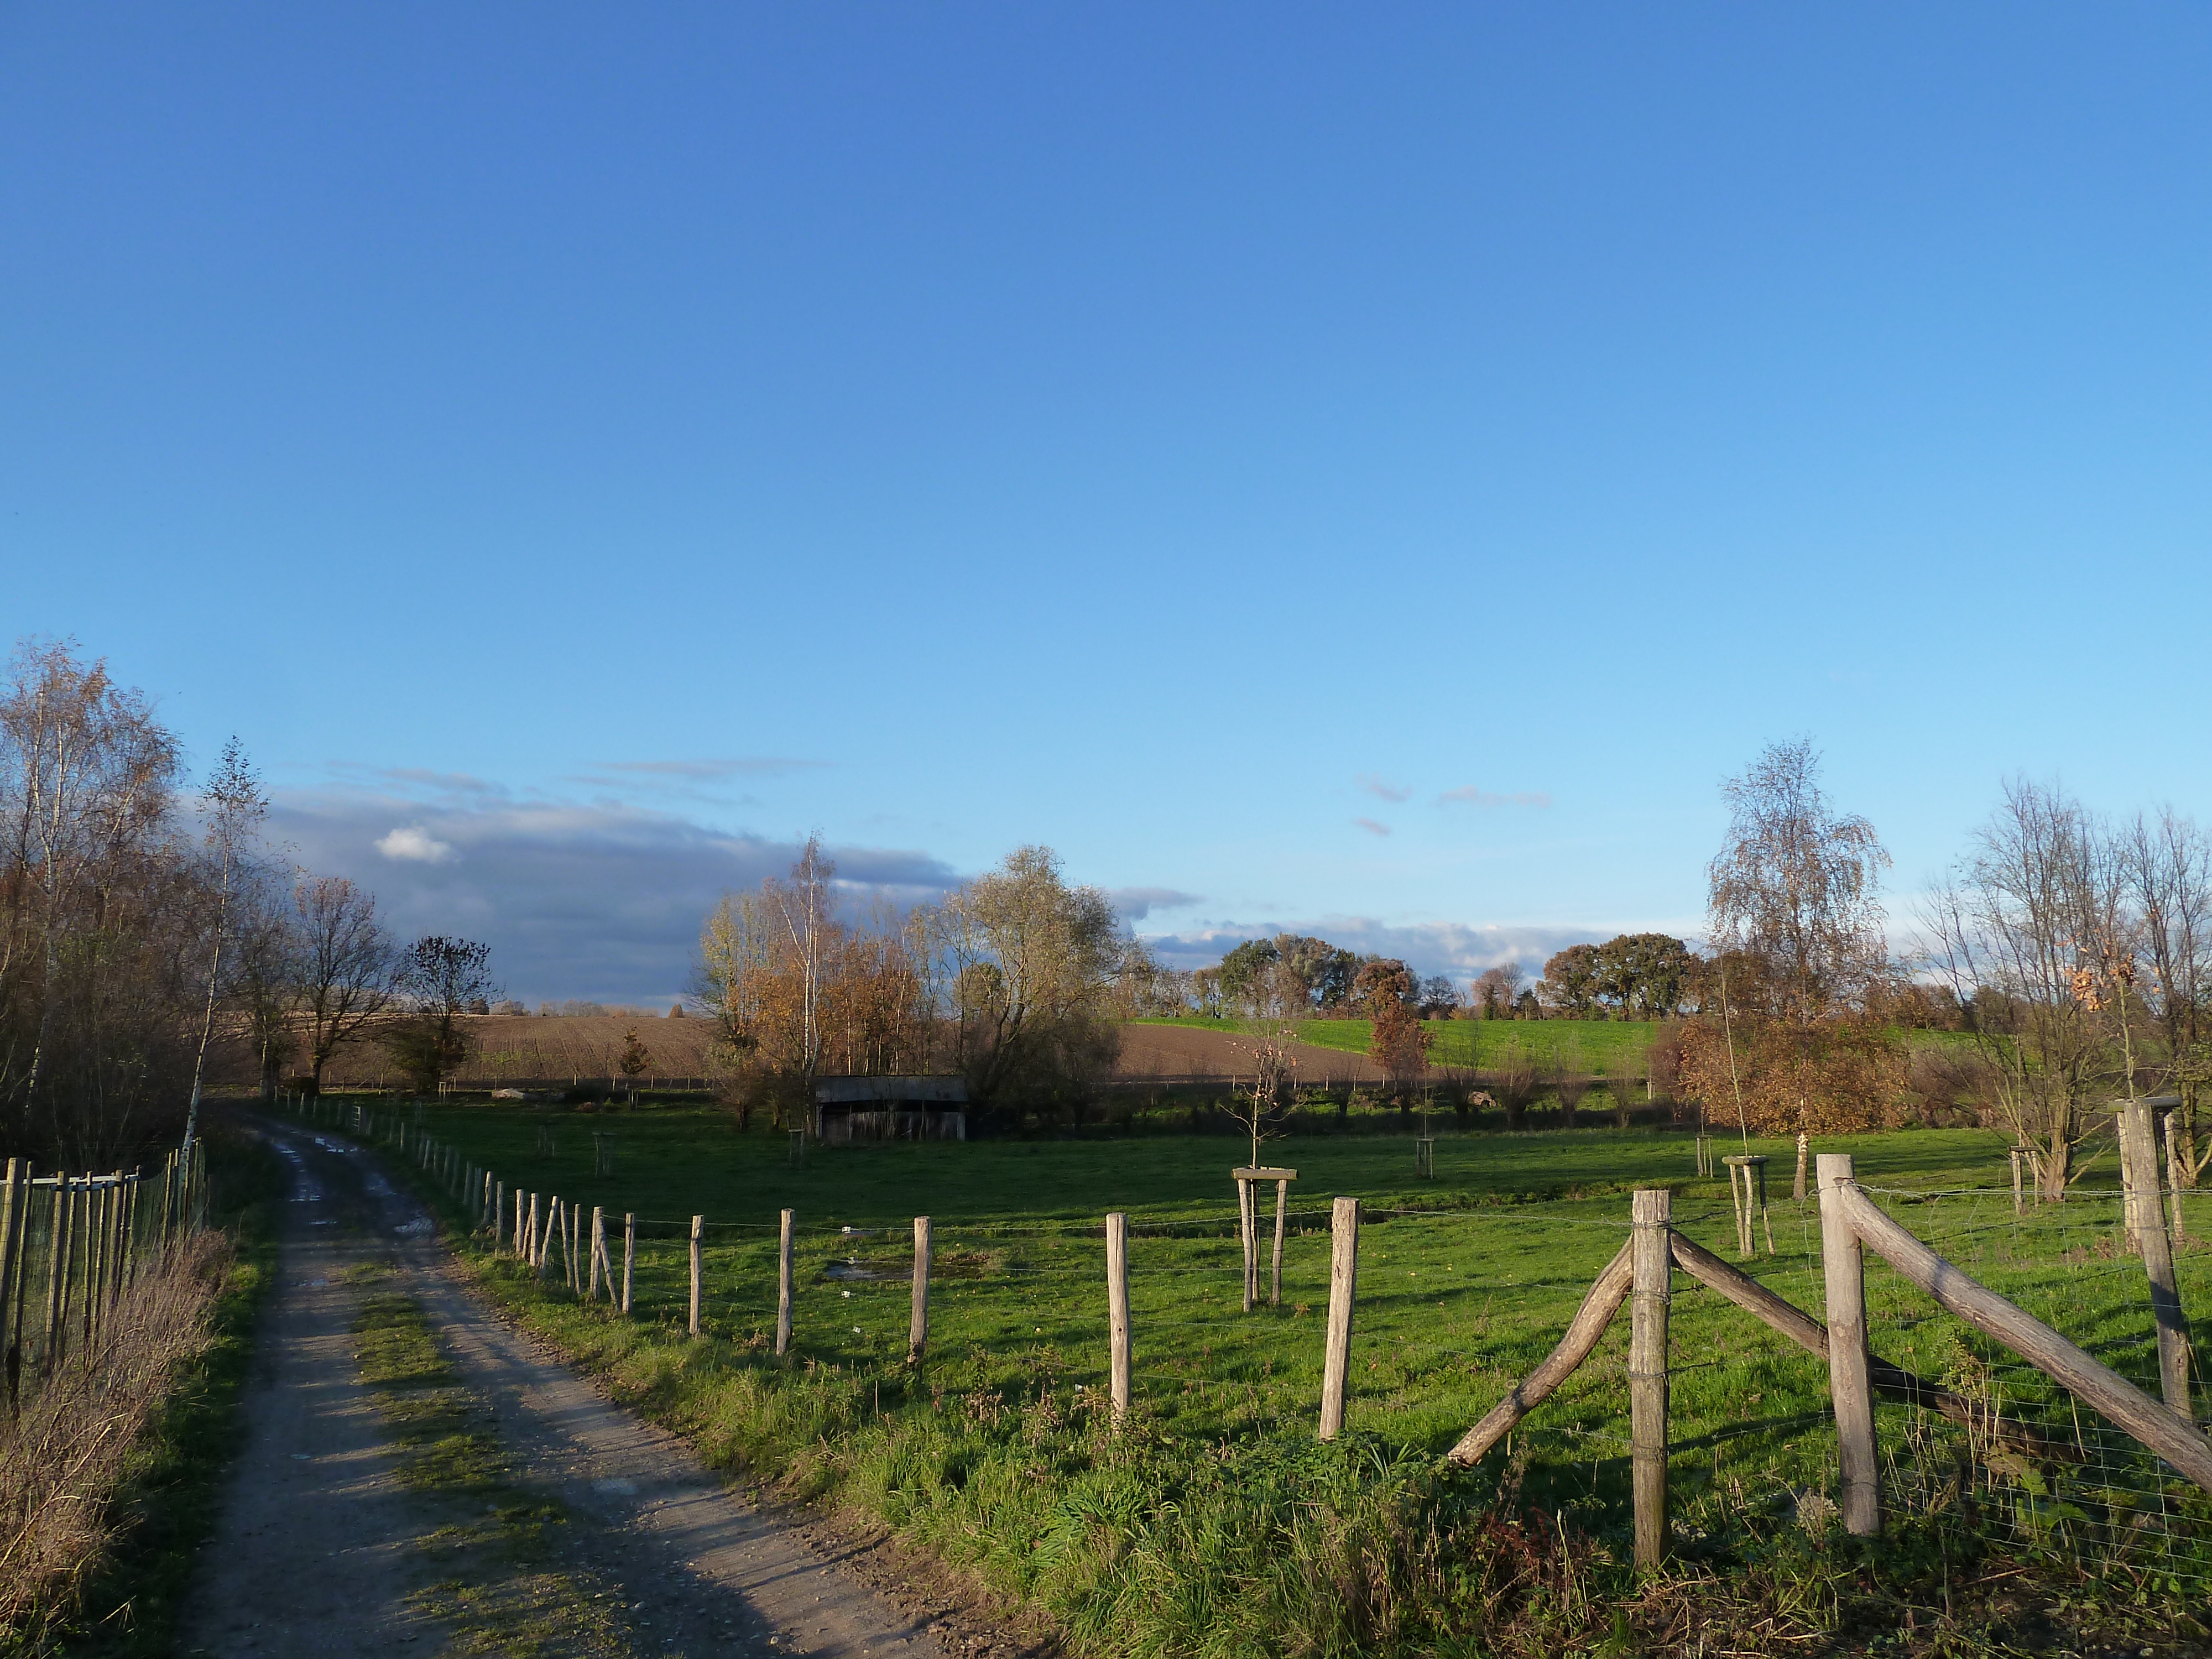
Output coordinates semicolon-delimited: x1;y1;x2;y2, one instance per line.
813;1074;969;1105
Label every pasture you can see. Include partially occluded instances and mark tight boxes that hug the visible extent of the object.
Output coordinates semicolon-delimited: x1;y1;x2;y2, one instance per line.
330;1102;2212;1656
1135;1015;1668;1074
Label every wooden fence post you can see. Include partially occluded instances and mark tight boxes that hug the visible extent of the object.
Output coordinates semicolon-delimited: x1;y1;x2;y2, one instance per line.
494;1182;505;1248
1318;1196;1360;1440
908;1217;931;1363
622;1213;635;1315
1793;1133;1809;1202
2117;1100;2193;1416
526;1193;541;1269
41;1182;70;1370
6;1170;30;1399
1271;1179;1288;1308
1106;1211;1131;1421
1630;1188;1671;1571
589;1207;606;1302
1817;1153;1880;1536
0;1160;19;1380
2010;1149;2025;1216
688;1215;703;1337
775;1209;795;1358
567;1202;582;1293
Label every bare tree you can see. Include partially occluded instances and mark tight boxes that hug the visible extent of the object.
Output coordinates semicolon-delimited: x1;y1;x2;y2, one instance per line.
294;875;398;1095
1228;1020;1298;1167
2;640;184;1159
1708;738;1890;1023
227;864;304;1102
2117;808;2212;1187
772;834;833;1105
382;937;495;1093
182;739;267;1152
1928;780;2127;1197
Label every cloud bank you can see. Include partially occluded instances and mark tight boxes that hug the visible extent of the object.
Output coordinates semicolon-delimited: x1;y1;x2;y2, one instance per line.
272;787;956;1005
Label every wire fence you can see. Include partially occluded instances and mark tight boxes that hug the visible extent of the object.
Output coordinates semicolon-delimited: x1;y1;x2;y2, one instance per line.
289;1090;2212;1589
0;1143;211;1412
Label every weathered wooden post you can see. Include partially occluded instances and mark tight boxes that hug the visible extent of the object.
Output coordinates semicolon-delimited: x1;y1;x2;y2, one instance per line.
526;1193;541;1270
1414;1136;1435;1180
589;1207;606;1301
908;1217;931;1363
1817;1153;1880;1536
1270;1177;1289;1307
1793;1133;1809;1202
41;1181;71;1370
622;1213;635;1315
494;1182;506;1248
775;1209;795;1358
0;1160;19;1380
1629;1188;1671;1571
688;1215;704;1337
1105;1211;1131;1421
2009;1149;2026;1216
2116;1100;2192;1416
1317;1196;1360;1440
539;1198;559;1280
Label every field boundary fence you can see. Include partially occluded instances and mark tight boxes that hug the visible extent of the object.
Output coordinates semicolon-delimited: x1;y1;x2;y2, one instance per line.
0;1142;211;1413
286;1089;2212;1589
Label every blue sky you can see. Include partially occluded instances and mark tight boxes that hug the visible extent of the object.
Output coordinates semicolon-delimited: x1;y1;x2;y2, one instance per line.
6;4;2209;1002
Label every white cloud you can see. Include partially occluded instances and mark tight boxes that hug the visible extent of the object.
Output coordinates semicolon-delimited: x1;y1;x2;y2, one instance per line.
1355;773;1413;803
1354;817;1392;837
375;825;457;864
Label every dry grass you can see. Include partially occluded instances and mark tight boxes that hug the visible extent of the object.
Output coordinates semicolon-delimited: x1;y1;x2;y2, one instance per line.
0;1232;232;1642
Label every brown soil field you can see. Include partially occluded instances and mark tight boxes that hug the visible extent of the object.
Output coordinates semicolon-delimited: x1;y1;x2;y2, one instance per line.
317;1014;721;1089
309;1016;1464;1092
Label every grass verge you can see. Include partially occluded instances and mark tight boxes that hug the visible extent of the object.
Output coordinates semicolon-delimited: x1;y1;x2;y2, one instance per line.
6;1121;283;1659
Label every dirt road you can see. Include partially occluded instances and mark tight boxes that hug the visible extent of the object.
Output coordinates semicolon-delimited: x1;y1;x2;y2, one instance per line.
176;1115;987;1658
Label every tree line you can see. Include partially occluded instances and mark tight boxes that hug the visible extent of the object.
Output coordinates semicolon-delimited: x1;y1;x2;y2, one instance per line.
0;641;507;1165
1668;738;2211;1197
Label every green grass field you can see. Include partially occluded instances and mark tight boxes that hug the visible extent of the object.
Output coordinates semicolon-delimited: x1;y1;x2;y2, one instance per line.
312;1099;2212;1656
1135;1014;1667;1073
1135;1015;1988;1079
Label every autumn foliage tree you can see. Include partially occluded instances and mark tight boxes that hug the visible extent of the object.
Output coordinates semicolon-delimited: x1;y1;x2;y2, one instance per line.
696;839;936;1129
1357;958;1433;1098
